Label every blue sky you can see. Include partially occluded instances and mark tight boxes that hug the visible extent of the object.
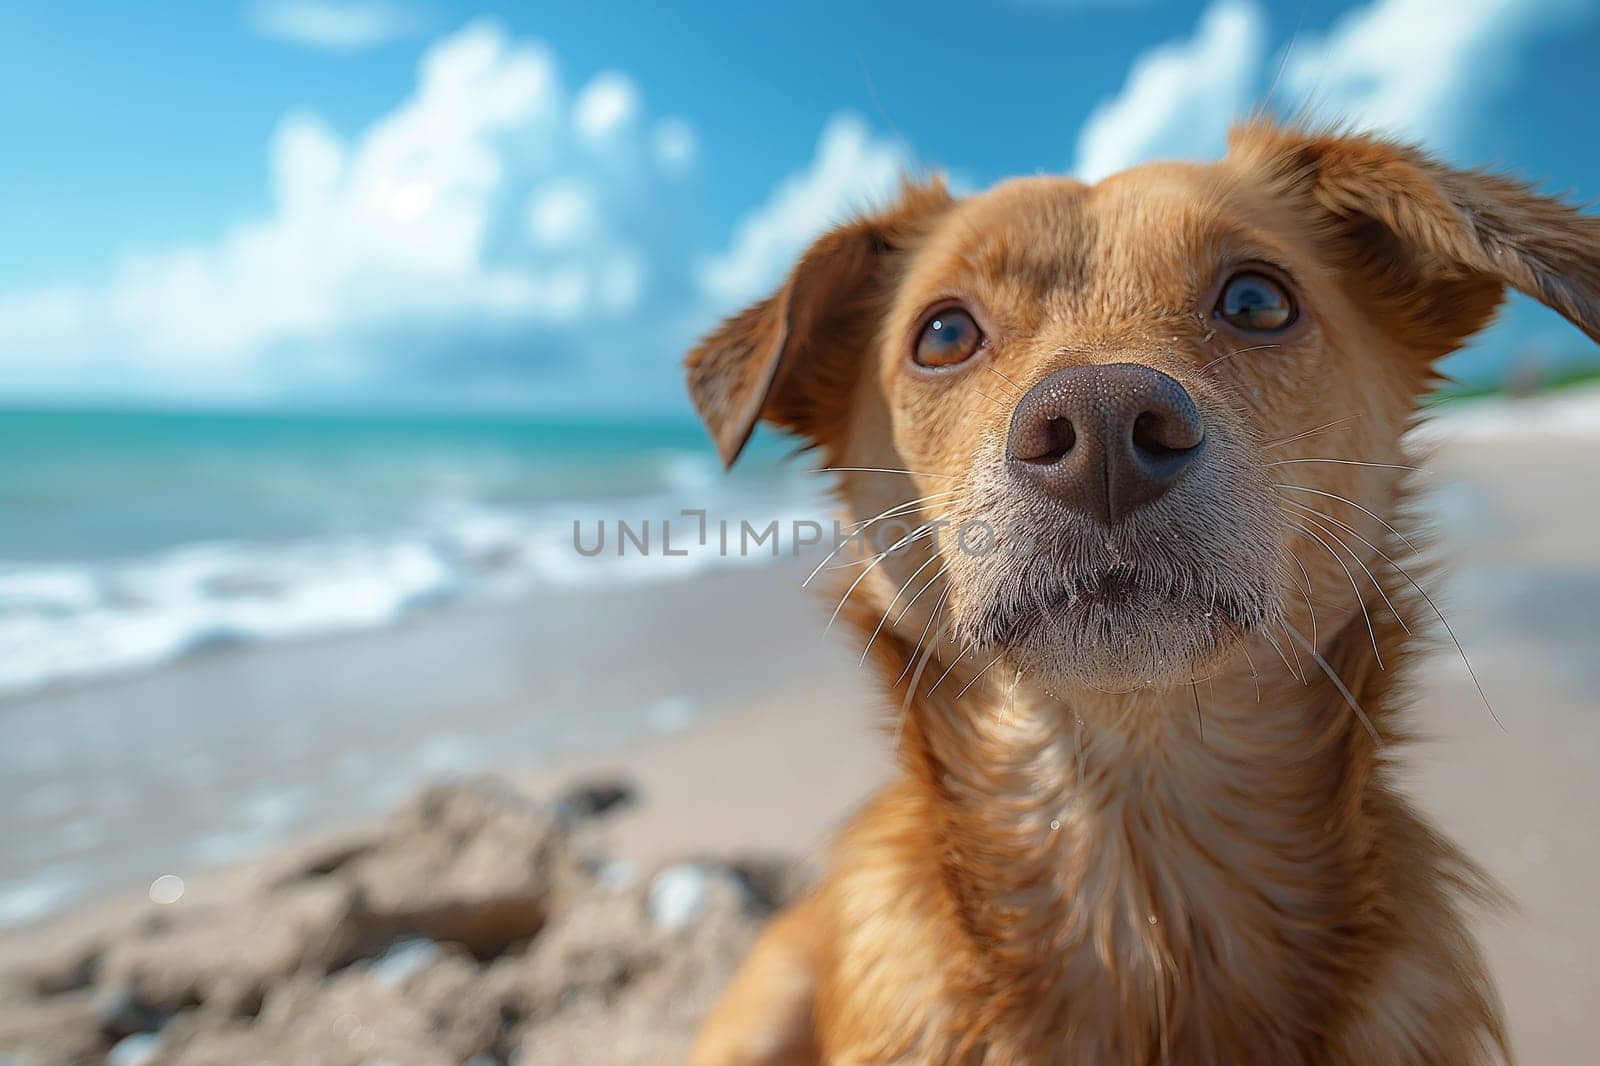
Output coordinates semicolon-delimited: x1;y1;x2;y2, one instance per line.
1;0;1597;413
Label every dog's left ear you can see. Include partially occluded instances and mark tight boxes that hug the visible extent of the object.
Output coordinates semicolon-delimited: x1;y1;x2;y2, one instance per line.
1229;122;1600;359
685;179;953;468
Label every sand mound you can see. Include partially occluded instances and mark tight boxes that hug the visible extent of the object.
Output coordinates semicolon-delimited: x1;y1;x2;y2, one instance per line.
0;777;796;1066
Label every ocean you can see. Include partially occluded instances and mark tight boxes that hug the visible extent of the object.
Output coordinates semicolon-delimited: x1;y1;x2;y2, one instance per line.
0;407;819;699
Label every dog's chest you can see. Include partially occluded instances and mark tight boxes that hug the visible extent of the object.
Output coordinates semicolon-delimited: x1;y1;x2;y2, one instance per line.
943;736;1363;1063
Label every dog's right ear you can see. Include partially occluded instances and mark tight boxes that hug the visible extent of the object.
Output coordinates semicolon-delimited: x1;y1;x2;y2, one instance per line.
1229;121;1600;361
685;179;953;468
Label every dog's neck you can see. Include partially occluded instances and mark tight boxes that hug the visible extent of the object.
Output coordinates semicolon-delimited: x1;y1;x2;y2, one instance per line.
894;613;1396;1055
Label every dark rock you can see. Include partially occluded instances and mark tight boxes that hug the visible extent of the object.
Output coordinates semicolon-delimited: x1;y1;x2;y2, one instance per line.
93;984;164;1039
22;944;98;997
337;778;583;956
96;879;364;1017
554;777;638;822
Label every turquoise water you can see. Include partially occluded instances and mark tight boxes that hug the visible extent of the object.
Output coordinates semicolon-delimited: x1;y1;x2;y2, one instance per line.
0;407;787;561
0;407;811;695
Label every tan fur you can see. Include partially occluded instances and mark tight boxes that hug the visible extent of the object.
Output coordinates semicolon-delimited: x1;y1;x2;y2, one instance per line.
684;124;1600;1065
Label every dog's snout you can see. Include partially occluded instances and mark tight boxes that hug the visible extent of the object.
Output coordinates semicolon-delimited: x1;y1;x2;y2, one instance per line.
1006;362;1205;523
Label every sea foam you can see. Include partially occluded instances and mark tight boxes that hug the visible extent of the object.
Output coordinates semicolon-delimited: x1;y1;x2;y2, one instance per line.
0;482;820;699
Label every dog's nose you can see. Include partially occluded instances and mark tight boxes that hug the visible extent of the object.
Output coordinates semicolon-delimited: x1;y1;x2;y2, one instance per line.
1006;363;1205;523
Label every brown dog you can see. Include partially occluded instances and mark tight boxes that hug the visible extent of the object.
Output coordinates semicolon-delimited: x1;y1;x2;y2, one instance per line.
682;123;1600;1065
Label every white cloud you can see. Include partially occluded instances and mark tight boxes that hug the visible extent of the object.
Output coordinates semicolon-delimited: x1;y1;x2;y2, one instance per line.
1069;0;1585;183
0;69;886;406
0;1;1582;409
526;183;598;247
573;72;640;143
1280;0;1595;380
1064;0;1589;383
1283;0;1586;155
0;20;701;406
697;113;911;308
1072;0;1265;183
250;0;419;51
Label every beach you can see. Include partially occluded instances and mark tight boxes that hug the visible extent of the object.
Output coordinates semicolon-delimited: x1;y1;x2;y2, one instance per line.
1;392;1597;1062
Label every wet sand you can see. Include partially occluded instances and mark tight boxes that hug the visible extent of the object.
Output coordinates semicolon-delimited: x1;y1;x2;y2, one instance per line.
0;560;854;926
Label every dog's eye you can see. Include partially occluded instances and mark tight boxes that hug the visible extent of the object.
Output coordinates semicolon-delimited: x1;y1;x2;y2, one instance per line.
1214;272;1295;332
914;308;984;368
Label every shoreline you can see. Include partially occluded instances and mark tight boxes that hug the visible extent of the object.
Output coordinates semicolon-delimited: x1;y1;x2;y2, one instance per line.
0;557;866;929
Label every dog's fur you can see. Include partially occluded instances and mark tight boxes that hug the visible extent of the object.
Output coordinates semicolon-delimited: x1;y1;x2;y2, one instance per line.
681;124;1600;1065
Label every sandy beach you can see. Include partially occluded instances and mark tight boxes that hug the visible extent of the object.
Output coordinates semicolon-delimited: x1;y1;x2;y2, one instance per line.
0;558;840;927
1;395;1598;1063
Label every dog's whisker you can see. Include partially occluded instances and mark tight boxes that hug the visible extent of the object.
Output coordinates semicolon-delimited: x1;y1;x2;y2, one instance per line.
893;562;950;628
825;525;935;633
999;668;1023;726
1264;414;1362;450
1282;502;1412;638
1282;544;1320;647
1288;499;1504;732
1270;458;1420;472
1406;570;1505;732
1234;629;1262;703
1275;483;1424;555
893;620;942;755
1279;614;1304;680
806;541;868;587
824;556;879;571
814;466;963;479
1259;625;1306;685
1285;621;1382;746
982;363;1025;396
844;486;953;528
843;489;961;533
1285;519;1385;669
808;530;883;584
1191;680;1205;744
889;560;947;633
1200;343;1281;374
861;551;945;665
839;525;936;573
928;642;978;694
954;650;1008;700
973;388;1009;412
803;490;958;587
896;583;952;686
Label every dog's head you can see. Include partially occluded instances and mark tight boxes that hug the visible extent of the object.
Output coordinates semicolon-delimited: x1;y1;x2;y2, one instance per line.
686;124;1599;695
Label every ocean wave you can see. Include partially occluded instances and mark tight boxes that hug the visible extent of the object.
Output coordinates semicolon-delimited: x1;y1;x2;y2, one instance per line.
0;483;827;700
1413;385;1600;441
